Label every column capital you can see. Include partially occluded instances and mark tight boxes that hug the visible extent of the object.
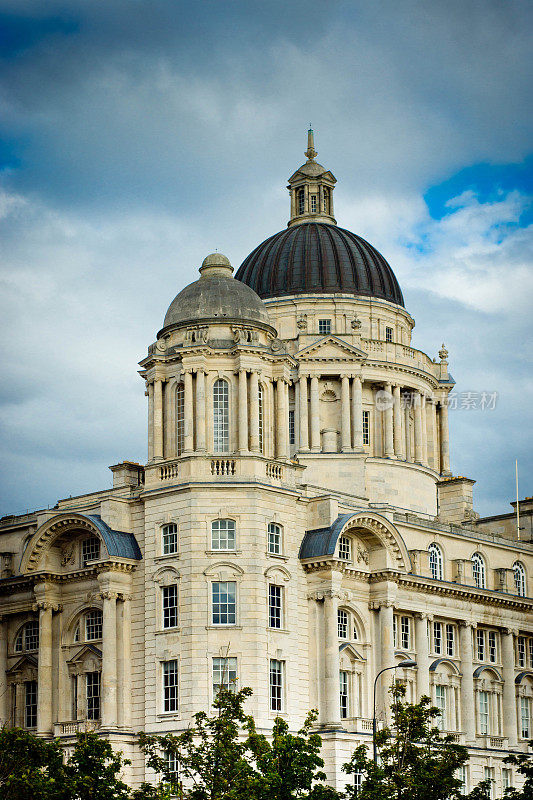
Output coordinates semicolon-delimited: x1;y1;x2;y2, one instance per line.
368;600;394;611
503;626;519;637
413;611;433;621
33;601;61;613
458;620;477;630
99;590;119;602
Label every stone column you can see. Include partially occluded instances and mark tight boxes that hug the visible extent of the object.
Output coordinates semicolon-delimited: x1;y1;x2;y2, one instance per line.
414;391;423;463
404;400;412;461
100;590;118;728
0;618;6;724
153;378;164;460
393;385;404;459
421;394;428;465
377;603;395;720
37;602;54;734
276;379;289;459
310;376;321;452
195;369;206;452
414;613;430;700
439;399;451;475
117;595;132;729
324;591;342;727
501;628;518;747
341;375;351;452
298;375;309;451
352;377;363;450
183;370;194;453
429;399;438;470
147;382;154;461
249;371;260;452
266;378;275;458
384;383;394;458
238;369;249;453
459;623;476;743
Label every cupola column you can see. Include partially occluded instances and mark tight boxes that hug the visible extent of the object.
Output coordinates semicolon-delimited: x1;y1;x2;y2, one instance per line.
309;376;321;452
439;399;451;475
414;391;424;464
352;377;363;450
421;394;428;465
393;385;404;459
249;371;260;452
429;399;438;470
459;622;476;743
384;383;394;458
298;375;309;451
323;589;342;727
183;370;194;453
238;370;249;454
340;375;351;452
501;628;518;747
195;369;206;452
275;378;289;460
100;588;118;729
153;378;164;460
147;382;154;461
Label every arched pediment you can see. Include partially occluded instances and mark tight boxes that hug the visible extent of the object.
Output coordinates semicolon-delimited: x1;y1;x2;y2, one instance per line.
264;565;291;582
339;642;365;661
299;511;410;572
153;566;181;585
429;658;461;675
21;513;141;573
515;671;533;685
473;665;503;682
203;561;244;579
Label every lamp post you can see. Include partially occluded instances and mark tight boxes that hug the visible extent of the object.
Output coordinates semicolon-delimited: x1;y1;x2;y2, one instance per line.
372;658;417;763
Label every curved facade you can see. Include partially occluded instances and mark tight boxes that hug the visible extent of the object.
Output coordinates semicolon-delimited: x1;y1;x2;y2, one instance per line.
0;133;531;797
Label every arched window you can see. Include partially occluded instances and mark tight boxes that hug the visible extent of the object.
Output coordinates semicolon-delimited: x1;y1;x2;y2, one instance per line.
428;543;444;581
323;188;329;213
514;562;527;597
14;620;39;653
213;379;229;452
258;384;264;454
297;189;305;215
211;519;236;551
472;553;486;589
176;382;185;456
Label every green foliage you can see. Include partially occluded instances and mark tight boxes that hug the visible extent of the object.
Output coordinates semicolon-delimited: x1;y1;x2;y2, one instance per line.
342;682;469;800
501;742;533;799
62;731;131;800
0;725;65;800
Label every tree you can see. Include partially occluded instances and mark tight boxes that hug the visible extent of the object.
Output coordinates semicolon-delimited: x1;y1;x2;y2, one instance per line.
139;686;256;799
0;725;66;800
342;682;470;800
246;709;341;799
500;742;533;799
62;731;131;800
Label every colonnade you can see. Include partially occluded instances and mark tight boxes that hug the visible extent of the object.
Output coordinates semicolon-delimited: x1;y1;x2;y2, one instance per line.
146;369;451;474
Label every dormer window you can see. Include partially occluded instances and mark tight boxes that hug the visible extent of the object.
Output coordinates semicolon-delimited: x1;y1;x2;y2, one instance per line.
323;188;329;213
297;189;305;215
319;319;331;335
310;194;317;213
82;536;100;566
338;536;351;561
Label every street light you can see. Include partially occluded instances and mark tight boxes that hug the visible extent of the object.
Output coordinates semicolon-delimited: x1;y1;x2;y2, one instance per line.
372;658;417;763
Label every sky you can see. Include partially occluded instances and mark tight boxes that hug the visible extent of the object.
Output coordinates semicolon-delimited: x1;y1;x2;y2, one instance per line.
0;0;531;518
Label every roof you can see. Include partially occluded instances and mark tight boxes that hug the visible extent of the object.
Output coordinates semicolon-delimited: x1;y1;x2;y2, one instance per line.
85;515;142;560
299;513;358;560
235;222;404;306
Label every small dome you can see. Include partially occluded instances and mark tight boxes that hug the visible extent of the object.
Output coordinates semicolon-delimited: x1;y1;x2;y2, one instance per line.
161;254;273;333
236;222;404;306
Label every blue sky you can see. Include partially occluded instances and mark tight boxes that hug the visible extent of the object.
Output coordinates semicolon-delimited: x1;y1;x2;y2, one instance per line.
0;0;531;517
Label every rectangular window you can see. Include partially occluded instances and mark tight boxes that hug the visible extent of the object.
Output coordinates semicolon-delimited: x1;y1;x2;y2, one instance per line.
213;380;229;452
433;622;442;655
479;690;489;734
162;523;178;555
163;660;178;712
435;685;446;730
176;382;185;456
385;326;393;343
401;616;410;650
71;674;78;720
258;384;264;454
318;319;331;335
393;615;398;648
310;194;317;213
529;638;533;669
476;629;485;661
457;766;467;795
82;537;100;566
521;696;531;739
24;621;39;652
502;768;512;792
86;672;100;720
338;609;349;639
446;624;455;657
212;581;236;625
212;656;237;696
340;670;349;719
484;767;494;799
518;636;526;668
269;659;283;712
268;585;283;629
288;409;295;445
85;610;103;641
211;519;236;551
165;751;179;788
362;410;370;446
338;536;351;561
163;584;178;629
353;771;363;796
488;630;497;663
24;681;37;728
267;523;282;555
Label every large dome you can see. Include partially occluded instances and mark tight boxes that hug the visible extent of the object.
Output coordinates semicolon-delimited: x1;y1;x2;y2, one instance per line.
235;222;404;307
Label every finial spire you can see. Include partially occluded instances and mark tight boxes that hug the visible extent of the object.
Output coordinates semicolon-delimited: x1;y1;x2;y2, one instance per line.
305;126;317;161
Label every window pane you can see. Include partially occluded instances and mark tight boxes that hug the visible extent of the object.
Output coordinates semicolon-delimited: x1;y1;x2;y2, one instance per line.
269;659;283;711
318;319;331;335
338;609;349;639
212;582;236;625
24;620;39;651
340;671;349;719
162;523;178;555
385;326;393;343
476;629;485;661
24;681;37;728
488;631;497;662
268;585;282;629
267;523;282;555
288;409;295;445
213;379;229;452
212;656;237;696
176;382;185;456
211;519;236;551
521;697;530;738
435;685;446;730
338;536;351;561
518;636;526;667
85;609;103;641
163;585;178;628
479;691;489;734
429;544;443;581
446;624;455;657
433;622;442;654
82;537;100;566
258;384;264;454
472;554;485;588
86;672;100;720
163;660;178;712
401;616;410;649
362;410;370;445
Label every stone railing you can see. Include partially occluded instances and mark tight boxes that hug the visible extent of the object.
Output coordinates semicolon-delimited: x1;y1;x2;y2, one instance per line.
211;459;236;476
361;338;438;377
159;461;179;481
477;734;508;749
54;720;99;736
143;455;301;489
266;462;283;480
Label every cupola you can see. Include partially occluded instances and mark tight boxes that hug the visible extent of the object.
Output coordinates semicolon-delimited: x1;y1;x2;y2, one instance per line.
287;127;337;227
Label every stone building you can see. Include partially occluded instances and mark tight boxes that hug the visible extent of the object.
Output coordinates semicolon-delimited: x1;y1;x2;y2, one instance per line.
0;130;532;795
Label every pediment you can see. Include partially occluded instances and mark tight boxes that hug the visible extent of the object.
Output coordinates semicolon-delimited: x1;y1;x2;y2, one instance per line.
67;644;102;665
7;655;38;676
296;335;368;363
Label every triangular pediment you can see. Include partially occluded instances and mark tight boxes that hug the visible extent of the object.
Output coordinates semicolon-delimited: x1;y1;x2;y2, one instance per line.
67;644;102;665
7;654;38;676
296;335;368;363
